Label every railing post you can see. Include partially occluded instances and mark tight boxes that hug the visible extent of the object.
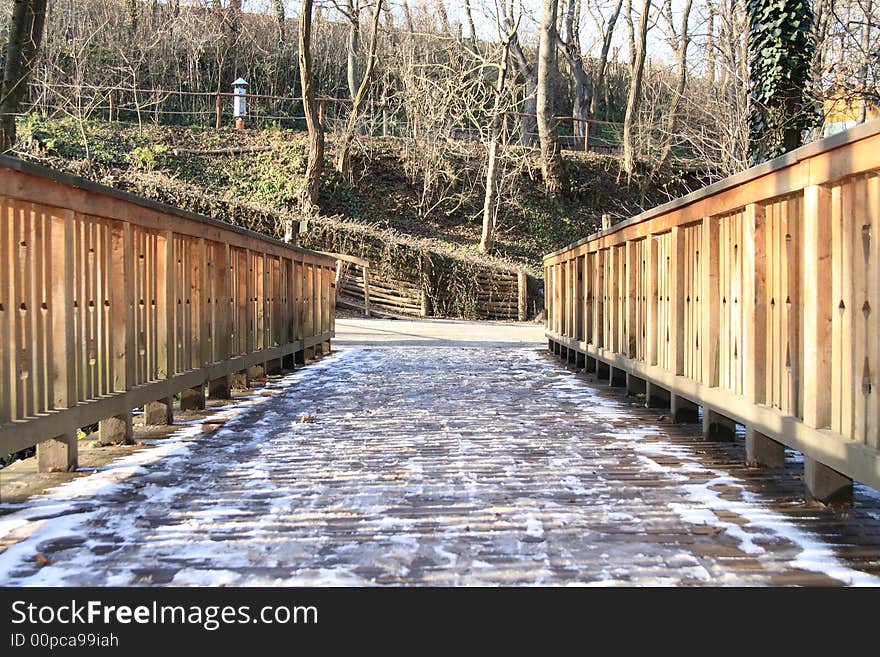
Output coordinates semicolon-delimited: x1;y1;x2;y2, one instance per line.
609;248;620;351
517;270;528;322
594;252;604;349
568;258;575;338
181;238;207;410
625;240;637;358
144;230;174;425
802;184;832;428
743;203;766;404
700;217;719;386
670;226;685;376
38;209;77;472
215;93;222;130
100;221;134;445
209;242;232;399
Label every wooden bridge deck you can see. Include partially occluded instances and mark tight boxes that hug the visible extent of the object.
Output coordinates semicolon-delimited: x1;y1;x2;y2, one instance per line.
1;320;879;586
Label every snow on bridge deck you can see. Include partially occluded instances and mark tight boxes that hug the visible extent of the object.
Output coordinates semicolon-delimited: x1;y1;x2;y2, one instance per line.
1;319;879;586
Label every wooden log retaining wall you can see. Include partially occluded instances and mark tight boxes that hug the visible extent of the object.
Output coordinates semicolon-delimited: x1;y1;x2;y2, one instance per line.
544;121;880;501
0;155;336;491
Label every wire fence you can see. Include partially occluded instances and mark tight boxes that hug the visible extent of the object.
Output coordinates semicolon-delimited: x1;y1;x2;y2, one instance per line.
22;82;625;154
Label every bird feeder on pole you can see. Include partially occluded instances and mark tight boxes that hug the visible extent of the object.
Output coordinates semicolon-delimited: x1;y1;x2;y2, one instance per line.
232;77;248;130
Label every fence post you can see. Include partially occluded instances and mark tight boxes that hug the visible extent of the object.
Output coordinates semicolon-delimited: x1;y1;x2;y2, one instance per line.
215;93;222;130
108;89;115;122
802;184;832;428
743;202;766;404
363;265;371;317
518;270;528;321
99;221;134;445
37;209;77;473
144;230;174;426
584;121;590;152
670;226;685;376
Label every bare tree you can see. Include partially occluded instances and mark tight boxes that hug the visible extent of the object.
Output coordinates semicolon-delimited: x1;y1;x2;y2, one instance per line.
586;0;625;117
557;0;591;140
331;0;364;99
622;0;651;178
273;0;286;45
650;0;693;176
336;0;383;178
299;0;324;220
480;16;519;253
537;0;566;196
1;0;48;151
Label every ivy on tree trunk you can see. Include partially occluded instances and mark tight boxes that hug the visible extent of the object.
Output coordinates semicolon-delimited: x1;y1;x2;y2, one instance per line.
747;0;818;164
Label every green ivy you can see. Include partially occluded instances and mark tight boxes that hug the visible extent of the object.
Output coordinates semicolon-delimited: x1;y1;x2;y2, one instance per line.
747;0;819;163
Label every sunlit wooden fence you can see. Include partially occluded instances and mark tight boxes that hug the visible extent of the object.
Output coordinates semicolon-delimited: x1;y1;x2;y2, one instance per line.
0;156;335;488
544;120;880;502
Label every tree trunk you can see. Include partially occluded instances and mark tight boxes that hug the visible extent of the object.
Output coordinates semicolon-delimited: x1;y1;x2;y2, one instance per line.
298;0;324;220
273;0;285;45
537;0;566;196
346;0;361;100
402;0;415;32
858;0;872;123
706;0;716;84
589;0;624;117
520;79;537;145
0;0;48;152
650;0;692;176
480;38;514;254
622;0;651;178
464;0;478;48
559;0;591;141
336;0;383;178
434;0;452;33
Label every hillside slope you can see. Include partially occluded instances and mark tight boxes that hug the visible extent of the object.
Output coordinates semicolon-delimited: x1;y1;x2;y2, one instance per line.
15;115;705;274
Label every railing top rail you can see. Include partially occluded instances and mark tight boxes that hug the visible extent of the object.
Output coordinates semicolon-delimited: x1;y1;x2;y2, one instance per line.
0;154;332;261
544;118;880;261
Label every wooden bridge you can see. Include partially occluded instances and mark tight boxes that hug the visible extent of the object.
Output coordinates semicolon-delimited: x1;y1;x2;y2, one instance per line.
0;155;335;494
2;135;880;585
544;120;880;504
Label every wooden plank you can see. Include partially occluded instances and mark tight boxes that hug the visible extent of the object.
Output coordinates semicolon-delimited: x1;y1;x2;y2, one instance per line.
625;242;636;357
743;203;766;405
853;176;870;445
646;236;657;366
0;201;10;423
518;270;528;322
671;226;685;376
785;197;801;417
294;259;304;340
197;238;209;366
109;221;133;392
156;231;172;378
49;210;75;410
12;202;30;419
701;217;720;387
245;249;255;354
32;208;47;413
839;182;854;438
802;184;832;429
867;173;880;449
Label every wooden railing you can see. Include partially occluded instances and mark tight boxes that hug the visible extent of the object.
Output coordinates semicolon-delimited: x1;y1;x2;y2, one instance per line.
544;120;880;502
0;156;335;487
